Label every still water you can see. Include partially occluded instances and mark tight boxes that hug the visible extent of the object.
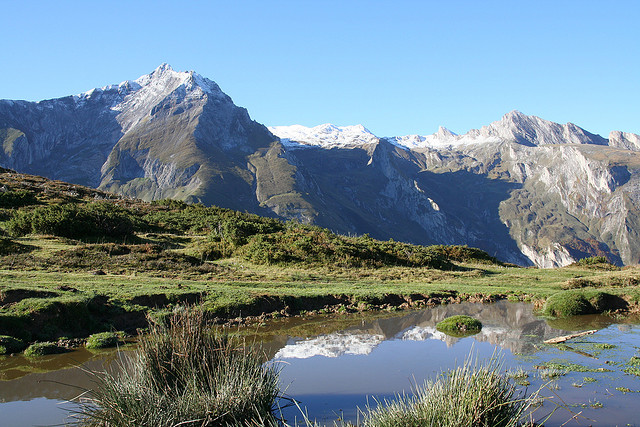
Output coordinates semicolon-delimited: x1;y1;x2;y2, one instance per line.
1;301;639;426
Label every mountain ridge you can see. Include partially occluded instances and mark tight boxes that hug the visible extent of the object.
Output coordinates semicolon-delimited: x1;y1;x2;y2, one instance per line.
2;64;640;267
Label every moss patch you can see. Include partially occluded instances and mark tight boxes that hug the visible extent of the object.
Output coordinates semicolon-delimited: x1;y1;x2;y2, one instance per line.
86;332;119;349
541;290;627;317
436;315;482;337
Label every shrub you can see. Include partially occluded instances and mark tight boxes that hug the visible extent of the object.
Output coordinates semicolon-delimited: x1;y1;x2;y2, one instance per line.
86;332;119;349
362;354;534;427
0;335;26;354
428;245;501;265
578;256;608;265
24;342;65;357
7;202;137;239
77;308;280;426
436;315;483;337
241;226;454;269
0;189;38;208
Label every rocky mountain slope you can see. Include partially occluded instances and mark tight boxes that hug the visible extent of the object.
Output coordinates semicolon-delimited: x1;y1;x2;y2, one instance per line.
2;65;640;267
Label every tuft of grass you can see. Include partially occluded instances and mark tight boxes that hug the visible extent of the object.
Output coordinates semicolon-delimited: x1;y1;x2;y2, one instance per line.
361;353;536;427
506;367;530;386
539;368;567;379
0;335;26;354
24;341;65;357
86;332;119;349
76;308;280;426
436;315;482;337
592;343;616;350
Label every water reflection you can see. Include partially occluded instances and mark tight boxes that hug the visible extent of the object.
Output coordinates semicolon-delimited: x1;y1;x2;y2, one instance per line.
1;301;639;426
271;301;592;361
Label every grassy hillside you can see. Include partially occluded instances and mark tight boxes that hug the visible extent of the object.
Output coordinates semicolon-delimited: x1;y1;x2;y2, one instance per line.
0;168;639;349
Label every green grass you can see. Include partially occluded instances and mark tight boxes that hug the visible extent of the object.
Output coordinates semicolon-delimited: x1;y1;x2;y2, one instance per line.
361;353;537;427
77;309;280;426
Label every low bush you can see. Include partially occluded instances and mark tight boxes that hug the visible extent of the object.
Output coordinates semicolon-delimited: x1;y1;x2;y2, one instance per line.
428;245;501;265
578;256;608;266
77;308;280;426
24;341;65;357
86;332;119;349
0;189;38;208
7;202;139;239
242;226;454;269
573;256;618;270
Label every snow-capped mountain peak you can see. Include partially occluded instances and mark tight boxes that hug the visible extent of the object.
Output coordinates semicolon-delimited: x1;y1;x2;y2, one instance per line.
133;64;223;96
269;123;379;148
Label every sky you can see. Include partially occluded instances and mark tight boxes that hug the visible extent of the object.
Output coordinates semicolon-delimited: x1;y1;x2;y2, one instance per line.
1;0;638;138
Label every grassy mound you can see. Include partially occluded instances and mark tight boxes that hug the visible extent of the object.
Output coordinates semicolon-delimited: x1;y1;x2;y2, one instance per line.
78;309;280;426
24;342;65;357
436;315;482;337
86;332;119;349
541;290;628;317
362;354;534;427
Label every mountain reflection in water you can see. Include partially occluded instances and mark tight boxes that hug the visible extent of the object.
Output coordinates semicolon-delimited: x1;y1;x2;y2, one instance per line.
271;300;591;360
1;301;638;426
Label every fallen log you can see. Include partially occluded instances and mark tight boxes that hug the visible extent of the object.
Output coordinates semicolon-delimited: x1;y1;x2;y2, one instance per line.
544;330;597;344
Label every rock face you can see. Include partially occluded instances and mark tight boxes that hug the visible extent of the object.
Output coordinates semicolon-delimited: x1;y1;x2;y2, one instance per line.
2;65;640;267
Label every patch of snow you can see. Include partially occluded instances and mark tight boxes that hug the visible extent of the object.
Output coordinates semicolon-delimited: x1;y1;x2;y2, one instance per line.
269;124;379;148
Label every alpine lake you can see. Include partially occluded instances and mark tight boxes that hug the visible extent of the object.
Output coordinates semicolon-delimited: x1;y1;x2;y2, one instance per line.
1;301;640;426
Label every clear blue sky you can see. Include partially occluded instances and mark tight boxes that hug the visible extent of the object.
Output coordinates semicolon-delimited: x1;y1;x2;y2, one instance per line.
1;0;638;138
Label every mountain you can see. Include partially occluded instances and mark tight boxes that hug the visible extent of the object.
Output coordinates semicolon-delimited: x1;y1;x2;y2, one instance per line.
0;64;276;213
2;65;640;267
269;113;640;267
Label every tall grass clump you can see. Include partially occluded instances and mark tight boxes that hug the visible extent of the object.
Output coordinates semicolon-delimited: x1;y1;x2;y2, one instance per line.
362;354;535;427
77;308;280;426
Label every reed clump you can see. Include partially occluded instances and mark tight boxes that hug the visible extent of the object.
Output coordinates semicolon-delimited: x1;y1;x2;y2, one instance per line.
361;354;535;427
77;308;280;426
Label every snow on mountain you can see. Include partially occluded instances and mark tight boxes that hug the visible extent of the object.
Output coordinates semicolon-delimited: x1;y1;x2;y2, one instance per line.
274;332;385;359
271;111;609;151
268;123;379;148
384;126;460;149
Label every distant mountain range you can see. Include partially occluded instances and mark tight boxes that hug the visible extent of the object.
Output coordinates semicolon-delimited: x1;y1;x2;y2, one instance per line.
2;64;640;267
